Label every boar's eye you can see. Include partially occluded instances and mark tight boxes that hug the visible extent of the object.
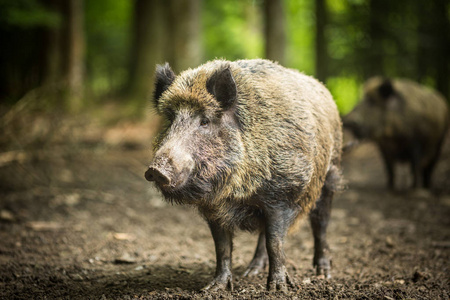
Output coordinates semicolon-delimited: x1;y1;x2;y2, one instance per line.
200;118;210;128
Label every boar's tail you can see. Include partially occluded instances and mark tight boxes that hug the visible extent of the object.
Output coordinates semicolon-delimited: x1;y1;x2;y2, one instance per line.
325;164;345;193
342;140;360;155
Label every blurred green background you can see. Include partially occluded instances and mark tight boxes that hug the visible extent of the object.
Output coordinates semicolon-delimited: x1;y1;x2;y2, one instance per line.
0;0;449;115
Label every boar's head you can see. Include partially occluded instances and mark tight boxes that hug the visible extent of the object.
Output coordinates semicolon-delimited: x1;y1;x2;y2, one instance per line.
343;77;404;141
145;63;243;204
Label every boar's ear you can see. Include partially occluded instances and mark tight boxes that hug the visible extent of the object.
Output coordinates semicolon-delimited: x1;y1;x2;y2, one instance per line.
206;67;237;110
379;79;404;111
153;63;176;105
378;79;395;99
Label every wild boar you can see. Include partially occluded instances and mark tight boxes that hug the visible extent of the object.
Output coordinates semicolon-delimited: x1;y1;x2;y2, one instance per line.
343;77;449;190
145;59;343;291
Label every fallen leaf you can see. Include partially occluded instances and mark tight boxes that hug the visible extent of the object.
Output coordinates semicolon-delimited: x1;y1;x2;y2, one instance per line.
114;253;137;264
113;232;136;241
413;270;430;282
302;278;311;284
386;236;395;248
26;221;62;231
0;209;15;222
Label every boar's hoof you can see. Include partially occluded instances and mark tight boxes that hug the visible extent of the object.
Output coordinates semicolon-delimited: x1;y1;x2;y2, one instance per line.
267;272;295;292
243;256;268;277
314;257;332;279
201;274;233;292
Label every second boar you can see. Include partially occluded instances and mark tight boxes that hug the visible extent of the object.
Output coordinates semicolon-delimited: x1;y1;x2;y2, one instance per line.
344;77;449;190
145;59;343;291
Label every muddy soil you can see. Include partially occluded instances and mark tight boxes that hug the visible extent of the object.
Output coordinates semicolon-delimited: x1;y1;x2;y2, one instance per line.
0;111;449;299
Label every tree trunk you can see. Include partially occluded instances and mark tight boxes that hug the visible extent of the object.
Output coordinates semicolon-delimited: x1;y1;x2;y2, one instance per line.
366;0;384;77
433;0;449;99
315;0;327;82
42;0;63;86
416;0;449;99
62;0;85;111
264;0;286;65
416;0;428;84
168;0;202;73
127;0;166;101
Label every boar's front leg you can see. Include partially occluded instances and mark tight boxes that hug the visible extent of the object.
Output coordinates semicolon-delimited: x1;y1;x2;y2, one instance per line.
264;206;295;292
202;221;233;292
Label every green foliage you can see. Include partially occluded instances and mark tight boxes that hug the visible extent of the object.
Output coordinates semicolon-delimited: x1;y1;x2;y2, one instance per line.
85;0;131;97
326;76;361;115
203;0;263;61
0;0;60;28
285;0;314;75
1;0;448;111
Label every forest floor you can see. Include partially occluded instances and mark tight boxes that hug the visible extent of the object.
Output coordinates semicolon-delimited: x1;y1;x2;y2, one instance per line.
0;104;449;299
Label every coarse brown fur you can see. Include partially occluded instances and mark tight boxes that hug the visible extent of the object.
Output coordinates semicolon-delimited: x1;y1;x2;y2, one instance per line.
344;77;449;189
152;59;342;231
146;59;343;291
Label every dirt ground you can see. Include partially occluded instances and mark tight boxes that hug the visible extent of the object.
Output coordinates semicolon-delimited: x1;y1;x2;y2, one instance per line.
0;107;449;299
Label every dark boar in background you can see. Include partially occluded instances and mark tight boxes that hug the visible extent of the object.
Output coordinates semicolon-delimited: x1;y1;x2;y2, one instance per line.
145;59;343;291
344;77;449;190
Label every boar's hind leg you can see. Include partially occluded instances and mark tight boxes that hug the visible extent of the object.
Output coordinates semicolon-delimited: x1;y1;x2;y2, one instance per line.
202;221;233;292
243;231;268;277
423;159;437;189
264;206;296;292
309;169;336;279
410;144;424;189
422;140;445;189
379;147;395;190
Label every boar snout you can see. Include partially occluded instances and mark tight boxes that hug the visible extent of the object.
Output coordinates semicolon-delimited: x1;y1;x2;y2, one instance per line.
145;165;171;185
145;152;194;189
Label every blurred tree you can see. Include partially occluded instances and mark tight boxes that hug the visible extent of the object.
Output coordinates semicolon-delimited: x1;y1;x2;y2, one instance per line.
417;0;449;99
62;0;85;111
168;0;202;72
0;0;59;101
0;0;86;110
203;1;263;62
42;0;62;86
84;0;131;98
125;0;202;102
264;0;285;64
433;0;449;99
1;0;448;111
417;1;429;84
366;0;385;77
285;0;314;75
126;0;166;102
314;0;327;82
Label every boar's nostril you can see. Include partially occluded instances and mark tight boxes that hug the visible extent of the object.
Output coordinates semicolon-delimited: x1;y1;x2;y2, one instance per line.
145;167;171;185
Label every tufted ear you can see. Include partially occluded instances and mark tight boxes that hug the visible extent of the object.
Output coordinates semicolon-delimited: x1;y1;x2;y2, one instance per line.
378;79;395;99
379;79;404;111
153;63;176;106
206;67;237;110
